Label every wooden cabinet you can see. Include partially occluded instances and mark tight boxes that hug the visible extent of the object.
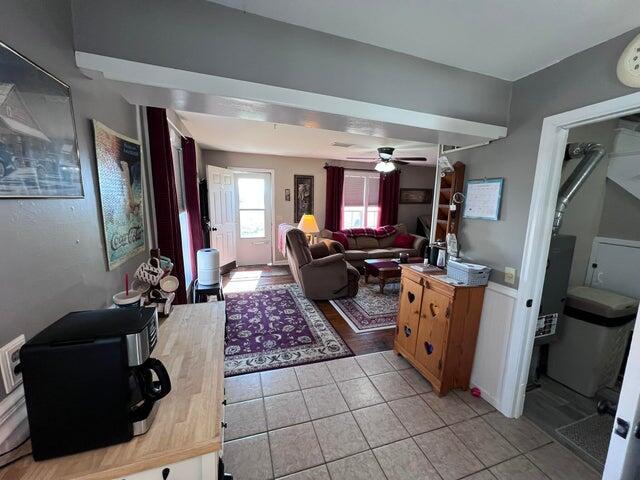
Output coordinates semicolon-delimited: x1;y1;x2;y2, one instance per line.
394;266;485;396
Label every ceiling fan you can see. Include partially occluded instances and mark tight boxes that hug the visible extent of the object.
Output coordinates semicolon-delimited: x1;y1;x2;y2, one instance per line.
347;147;428;172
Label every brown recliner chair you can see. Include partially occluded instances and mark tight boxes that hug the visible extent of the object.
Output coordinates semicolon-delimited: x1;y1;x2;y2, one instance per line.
286;228;360;300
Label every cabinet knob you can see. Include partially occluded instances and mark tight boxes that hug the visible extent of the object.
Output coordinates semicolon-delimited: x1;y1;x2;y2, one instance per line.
221;421;228;429
407;291;415;303
403;325;412;337
162;467;171;479
424;342;434;355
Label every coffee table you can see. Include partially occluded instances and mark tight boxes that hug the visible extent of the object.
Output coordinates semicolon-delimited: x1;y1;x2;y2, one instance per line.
364;257;423;293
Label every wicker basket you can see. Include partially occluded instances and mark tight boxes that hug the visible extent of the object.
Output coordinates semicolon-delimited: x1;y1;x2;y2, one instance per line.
447;260;491;286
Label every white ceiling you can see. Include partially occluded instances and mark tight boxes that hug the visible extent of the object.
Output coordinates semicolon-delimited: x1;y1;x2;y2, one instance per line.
177;111;439;164
210;0;640;80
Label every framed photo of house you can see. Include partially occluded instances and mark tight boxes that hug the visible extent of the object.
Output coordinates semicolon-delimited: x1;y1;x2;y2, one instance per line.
294;175;313;222
399;188;432;204
93;120;145;270
0;42;82;198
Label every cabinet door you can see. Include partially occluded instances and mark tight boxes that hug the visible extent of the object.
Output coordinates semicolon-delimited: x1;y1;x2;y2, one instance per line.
395;277;424;355
415;288;451;379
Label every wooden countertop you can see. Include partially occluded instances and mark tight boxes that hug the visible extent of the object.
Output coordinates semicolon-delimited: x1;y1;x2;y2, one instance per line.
1;302;226;480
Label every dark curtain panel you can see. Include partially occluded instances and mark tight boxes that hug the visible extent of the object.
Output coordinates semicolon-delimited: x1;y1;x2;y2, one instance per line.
182;136;204;277
146;106;187;304
378;170;401;226
324;166;344;231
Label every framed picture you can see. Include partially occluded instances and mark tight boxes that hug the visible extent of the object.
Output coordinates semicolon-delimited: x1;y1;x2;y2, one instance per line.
463;177;504;221
0;42;82;198
294;175;313;222
399;188;432;204
93;120;145;270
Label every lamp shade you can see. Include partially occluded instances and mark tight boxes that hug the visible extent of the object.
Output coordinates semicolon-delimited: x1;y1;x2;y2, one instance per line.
298;214;320;233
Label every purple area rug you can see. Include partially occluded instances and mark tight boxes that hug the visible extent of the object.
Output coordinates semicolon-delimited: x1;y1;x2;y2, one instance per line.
330;280;399;333
224;284;353;376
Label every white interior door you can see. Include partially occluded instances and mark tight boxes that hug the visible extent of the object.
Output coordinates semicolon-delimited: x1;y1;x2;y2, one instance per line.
603;307;640;479
206;165;236;267
235;171;273;266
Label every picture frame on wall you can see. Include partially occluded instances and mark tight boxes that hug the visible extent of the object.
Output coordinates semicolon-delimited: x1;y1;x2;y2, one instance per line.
463;177;504;221
93;120;145;270
0;42;82;198
399;188;432;204
294;175;313;222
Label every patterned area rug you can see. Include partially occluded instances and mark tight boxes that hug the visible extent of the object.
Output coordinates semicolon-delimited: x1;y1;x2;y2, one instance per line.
224;283;353;376
330;279;400;333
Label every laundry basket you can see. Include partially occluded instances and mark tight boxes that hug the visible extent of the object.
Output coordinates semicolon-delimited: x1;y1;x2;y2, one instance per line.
447;260;491;286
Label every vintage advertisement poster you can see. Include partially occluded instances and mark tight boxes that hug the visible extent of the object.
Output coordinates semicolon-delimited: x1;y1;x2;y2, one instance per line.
92;120;144;270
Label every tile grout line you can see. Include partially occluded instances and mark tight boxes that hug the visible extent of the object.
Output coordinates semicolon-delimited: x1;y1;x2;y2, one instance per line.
258;373;277;480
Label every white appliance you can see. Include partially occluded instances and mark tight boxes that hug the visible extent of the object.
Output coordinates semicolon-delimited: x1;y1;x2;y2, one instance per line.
197;248;220;286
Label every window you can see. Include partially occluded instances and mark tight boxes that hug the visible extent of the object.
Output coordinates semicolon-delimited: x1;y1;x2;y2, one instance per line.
343;172;379;228
238;177;266;238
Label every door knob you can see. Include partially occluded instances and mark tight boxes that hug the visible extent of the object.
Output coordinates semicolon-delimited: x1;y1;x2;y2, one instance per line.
404;325;412;337
424;342;434;355
211;226;218;232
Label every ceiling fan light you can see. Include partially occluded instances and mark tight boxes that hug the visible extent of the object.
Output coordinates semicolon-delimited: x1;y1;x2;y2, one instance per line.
375;161;395;173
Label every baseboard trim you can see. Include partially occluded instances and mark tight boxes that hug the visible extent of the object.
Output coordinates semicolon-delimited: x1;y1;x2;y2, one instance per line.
487;281;518;298
0;385;28;455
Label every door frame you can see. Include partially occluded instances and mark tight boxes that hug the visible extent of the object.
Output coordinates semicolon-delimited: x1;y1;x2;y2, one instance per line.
229;167;276;265
502;90;640;418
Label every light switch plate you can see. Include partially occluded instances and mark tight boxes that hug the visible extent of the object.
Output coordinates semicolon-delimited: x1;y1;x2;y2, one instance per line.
0;335;25;394
504;267;516;285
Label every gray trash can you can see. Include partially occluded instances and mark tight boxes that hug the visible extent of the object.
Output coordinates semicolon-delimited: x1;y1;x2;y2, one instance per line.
547;286;638;397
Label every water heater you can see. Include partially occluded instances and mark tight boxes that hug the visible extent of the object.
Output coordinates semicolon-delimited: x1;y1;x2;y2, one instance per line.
197;248;220;286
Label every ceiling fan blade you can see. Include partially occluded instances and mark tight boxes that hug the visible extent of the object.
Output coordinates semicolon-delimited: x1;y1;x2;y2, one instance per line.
395;157;428;161
346;156;378;160
392;160;410;165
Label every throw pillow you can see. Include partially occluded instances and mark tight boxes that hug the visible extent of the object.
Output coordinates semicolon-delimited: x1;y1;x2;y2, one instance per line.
332;231;349;249
393;233;414;248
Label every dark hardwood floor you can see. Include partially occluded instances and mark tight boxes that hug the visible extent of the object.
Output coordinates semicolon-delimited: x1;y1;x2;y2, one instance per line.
221;265;394;355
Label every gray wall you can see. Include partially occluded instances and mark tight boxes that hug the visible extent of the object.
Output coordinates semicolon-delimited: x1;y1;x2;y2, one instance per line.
202;150;435;261
71;0;511;127
561;120;618;286
0;0;148;398
599;181;640;241
448;28;639;287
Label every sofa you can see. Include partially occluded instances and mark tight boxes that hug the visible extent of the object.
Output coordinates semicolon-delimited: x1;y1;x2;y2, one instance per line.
318;223;428;270
286;228;360;300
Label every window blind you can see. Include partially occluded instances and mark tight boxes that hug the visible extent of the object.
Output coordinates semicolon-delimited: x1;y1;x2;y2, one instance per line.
343;175;365;206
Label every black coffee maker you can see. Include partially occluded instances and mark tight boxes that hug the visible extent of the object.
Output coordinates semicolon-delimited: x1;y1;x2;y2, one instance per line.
21;307;171;460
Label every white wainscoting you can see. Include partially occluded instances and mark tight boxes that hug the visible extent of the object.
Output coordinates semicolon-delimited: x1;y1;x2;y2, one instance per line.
470;281;518;416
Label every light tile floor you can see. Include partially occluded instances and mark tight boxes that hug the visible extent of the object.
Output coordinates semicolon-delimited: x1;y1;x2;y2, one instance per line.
223;351;601;480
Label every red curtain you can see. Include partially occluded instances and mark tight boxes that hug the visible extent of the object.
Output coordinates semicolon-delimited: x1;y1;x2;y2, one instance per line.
324;166;344;231
378;170;401;226
147;107;187;304
181;136;204;277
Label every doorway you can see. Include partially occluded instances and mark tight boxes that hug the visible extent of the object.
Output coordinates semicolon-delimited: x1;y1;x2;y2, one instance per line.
234;170;274;266
503;91;640;479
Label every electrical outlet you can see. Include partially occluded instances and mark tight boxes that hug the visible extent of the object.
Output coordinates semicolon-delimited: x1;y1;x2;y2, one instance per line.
0;335;25;394
504;267;517;285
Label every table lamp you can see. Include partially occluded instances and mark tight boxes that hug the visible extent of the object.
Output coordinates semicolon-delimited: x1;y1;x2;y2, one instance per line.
298;214;319;243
